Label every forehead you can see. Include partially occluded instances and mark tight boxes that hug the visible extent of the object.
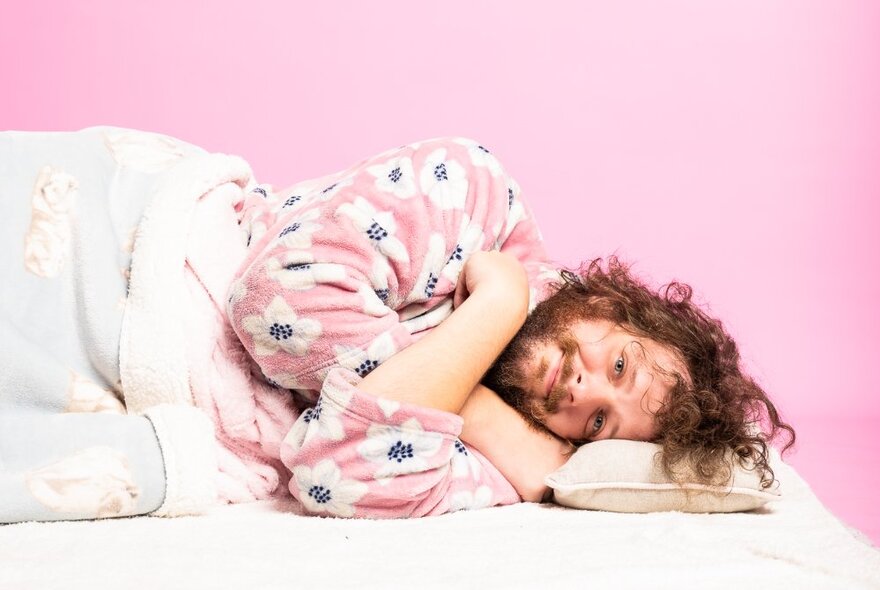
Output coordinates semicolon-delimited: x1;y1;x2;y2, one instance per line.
569;319;688;378
568;319;620;343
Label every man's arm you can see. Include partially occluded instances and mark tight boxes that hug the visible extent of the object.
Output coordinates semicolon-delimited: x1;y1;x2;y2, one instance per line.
358;251;528;414
358;251;570;501
459;385;571;502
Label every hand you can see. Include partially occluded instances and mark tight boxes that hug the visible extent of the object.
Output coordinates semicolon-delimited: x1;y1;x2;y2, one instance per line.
360;252;528;414
453;251;529;310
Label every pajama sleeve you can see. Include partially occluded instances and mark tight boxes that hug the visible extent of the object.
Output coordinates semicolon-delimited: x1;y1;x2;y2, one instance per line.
227;137;553;396
280;368;521;518
494;175;562;311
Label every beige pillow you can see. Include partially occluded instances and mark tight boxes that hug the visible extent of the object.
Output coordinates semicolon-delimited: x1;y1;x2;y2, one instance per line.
545;440;781;513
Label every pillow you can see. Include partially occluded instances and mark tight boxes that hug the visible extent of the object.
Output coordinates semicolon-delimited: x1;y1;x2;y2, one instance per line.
545;439;781;513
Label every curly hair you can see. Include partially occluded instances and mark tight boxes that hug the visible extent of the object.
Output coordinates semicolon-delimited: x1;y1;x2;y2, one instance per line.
541;256;795;489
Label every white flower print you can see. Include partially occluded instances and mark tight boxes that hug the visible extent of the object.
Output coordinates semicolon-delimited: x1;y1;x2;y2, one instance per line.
242;219;265;249
268;370;311;391
500;176;527;244
270;369;325;405
453;138;504;177
357;283;392;318
441;215;486;285
367;156;418;199
240;296;322;357
368;257;394;308
335;196;409;263
248;185;271;199
507;175;522;207
292;459;368;518
357;418;444;481
286;394;347;446
315;177;354;202
278;193;305;211
491;176;520;250
376;398;400;419
419;147;469;210
333;332;397;379
400;298;454;336
450;439;482;480
265;252;347;291
450;485;494;512
404;233;447;305
227;278;249;310
494;199;527;248
273;180;320;213
278;208;323;250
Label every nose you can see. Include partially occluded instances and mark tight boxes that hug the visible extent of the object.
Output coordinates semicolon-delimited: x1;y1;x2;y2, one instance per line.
565;370;614;407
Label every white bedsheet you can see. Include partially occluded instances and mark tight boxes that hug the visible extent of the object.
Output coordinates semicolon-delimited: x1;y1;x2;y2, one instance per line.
1;458;878;589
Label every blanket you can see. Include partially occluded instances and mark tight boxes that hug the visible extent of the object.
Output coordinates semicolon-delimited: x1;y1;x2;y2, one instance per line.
0;127;292;518
1;452;877;589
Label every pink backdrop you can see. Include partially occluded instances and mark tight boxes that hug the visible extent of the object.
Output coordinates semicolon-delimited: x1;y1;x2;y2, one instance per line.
2;1;878;542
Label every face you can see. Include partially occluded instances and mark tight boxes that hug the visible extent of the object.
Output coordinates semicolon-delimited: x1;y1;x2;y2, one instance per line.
520;320;684;441
484;294;688;443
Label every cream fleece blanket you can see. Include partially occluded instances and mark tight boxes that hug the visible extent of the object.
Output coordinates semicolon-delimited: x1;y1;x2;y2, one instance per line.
1;457;877;589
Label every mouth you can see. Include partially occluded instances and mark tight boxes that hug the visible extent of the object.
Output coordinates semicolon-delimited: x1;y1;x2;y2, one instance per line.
544;351;563;398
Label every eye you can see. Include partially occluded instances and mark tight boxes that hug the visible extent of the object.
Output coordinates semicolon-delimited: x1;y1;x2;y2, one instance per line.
613;356;625;375
591;411;605;435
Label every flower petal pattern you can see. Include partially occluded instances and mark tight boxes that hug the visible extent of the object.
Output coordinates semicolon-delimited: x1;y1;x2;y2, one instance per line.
367;156;418;199
333;332;398;378
265;252;348;292
278;208;323;250
419;147;469;210
292;459;367;517
449;485;494;512
240;296;322;357
453;138;503;177
336;196;410;263
357;417;444;480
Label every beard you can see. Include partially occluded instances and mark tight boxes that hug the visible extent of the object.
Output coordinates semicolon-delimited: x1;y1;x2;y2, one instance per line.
482;288;594;421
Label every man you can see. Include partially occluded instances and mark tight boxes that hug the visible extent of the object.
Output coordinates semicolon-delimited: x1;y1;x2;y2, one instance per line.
230;136;795;517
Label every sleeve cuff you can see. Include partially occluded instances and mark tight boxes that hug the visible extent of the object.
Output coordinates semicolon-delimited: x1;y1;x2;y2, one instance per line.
143;404;218;517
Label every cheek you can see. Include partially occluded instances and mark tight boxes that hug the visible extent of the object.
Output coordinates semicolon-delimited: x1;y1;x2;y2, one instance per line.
631;414;661;441
544;409;583;441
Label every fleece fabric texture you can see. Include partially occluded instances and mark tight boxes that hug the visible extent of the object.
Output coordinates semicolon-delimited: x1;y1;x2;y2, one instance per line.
0;127;233;521
226;137;561;516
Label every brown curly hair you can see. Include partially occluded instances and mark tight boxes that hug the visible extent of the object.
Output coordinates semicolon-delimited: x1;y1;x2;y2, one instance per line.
498;256;796;489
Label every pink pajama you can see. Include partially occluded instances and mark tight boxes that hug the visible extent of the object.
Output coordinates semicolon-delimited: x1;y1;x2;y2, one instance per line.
282;368;520;517
229;137;558;517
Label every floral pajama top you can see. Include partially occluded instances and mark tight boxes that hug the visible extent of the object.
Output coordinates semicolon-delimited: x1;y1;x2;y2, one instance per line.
228;137;559;518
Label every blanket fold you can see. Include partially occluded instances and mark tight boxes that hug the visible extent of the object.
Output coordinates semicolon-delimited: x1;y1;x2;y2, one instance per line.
121;133;297;507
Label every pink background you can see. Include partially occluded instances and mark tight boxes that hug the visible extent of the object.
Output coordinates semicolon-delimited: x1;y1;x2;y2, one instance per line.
2;1;878;542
